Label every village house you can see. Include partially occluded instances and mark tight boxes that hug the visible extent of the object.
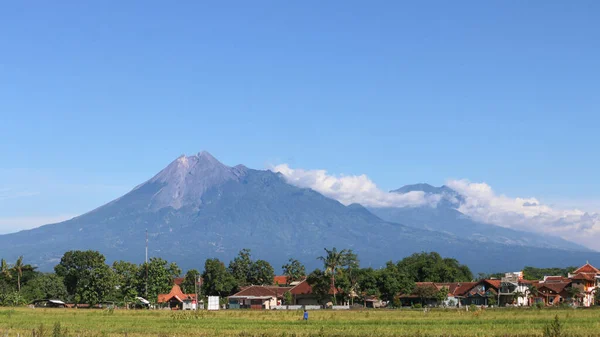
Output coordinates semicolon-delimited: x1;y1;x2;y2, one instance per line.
287;279;347;306
568;262;600;307
456;279;500;306
157;284;198;310
531;280;571;306
228;285;292;309
498;271;532;306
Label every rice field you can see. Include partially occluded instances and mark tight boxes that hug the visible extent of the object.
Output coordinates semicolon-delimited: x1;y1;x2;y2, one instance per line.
0;307;599;337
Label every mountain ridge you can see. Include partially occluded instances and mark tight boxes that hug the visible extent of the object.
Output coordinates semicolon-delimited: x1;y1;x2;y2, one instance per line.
0;152;598;273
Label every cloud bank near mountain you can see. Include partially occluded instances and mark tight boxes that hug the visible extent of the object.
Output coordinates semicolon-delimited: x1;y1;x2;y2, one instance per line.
271;164;441;208
272;164;600;250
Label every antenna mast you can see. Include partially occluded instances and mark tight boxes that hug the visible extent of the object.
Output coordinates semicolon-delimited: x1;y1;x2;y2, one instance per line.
145;229;148;298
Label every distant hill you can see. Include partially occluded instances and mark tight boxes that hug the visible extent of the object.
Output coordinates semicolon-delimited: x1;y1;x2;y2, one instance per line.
370;183;590;252
0;153;598;273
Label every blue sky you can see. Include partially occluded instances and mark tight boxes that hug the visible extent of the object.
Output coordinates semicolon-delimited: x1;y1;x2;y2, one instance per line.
1;1;599;233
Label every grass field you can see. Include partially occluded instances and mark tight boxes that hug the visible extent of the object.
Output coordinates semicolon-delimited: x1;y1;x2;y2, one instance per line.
1;307;599;337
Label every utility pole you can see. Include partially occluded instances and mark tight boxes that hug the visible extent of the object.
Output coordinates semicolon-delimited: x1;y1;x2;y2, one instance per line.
145;229;148;299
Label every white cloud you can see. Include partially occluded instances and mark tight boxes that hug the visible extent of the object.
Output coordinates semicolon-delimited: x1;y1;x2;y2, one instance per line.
0;215;77;234
446;179;600;249
0;188;40;201
272;164;600;250
271;164;441;208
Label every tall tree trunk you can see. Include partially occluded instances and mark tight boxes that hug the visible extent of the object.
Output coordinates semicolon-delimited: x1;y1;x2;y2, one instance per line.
332;274;336;305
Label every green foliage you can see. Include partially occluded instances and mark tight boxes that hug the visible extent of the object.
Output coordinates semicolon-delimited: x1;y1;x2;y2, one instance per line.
469;304;478;312
228;249;253;287
112;260;140;304
201;258;237;297
306;269;331;305
281;258;305;285
397;252;473;283
181;269;200;294
435;287;449;306
523;266;576;280
317;247;359;305
21;274;68;302
376;261;414;303
138;257;181;302
228;249;275;286
0;290;25;306
543;315;562;337
249;260;275;285
594;289;600;306
54;250;116;305
487;296;497;306
413;284;437;305
412;303;422;309
283;291;293;305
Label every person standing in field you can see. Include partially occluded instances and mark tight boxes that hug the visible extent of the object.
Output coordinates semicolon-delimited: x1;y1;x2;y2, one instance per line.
303;309;308;321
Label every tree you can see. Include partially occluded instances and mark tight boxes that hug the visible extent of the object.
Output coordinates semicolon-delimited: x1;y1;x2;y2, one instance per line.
22;274;68;302
55;250;114;304
436;287;449;306
377;261;414;305
13;256;24;293
522;266;576;280
413;284;437;305
1;258;11;280
397;252;472;283
283;291;293;305
317;248;358;305
55;250;107;296
249;260;274;285
594;289;600;306
306;269;331;305
281;258;306;285
112;261;140;306
181;269;201;294
201;258;237;297
228;249;253;287
138;257;180;303
566;286;582;305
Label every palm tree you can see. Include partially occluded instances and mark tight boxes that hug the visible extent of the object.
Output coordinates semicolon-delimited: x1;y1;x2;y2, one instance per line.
317;248;348;305
13;256;23;293
0;259;11;279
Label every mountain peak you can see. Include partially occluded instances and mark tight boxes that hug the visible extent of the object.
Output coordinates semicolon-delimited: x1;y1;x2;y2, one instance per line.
142;151;241;210
392;183;455;195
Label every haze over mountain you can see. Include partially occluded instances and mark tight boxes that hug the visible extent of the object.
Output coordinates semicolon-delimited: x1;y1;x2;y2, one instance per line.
1;152;598;273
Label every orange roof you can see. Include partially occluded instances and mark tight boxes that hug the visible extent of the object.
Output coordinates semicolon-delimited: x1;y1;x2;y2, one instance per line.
574;263;600;274
231;285;293;298
173;277;184;286
289;279;340;296
273;276;288;285
483;279;501;289
454;282;477;296
538;282;570;294
157;284;196;303
543;276;570;283
570;273;596;281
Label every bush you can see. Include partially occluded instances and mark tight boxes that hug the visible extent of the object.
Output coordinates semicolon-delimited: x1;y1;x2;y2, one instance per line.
543;315;562;337
535;302;545;310
469;304;478;312
412;303;422;309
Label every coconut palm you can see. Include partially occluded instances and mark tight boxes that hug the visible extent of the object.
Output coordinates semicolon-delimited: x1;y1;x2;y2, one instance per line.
317;247;358;304
13;256;23;293
0;258;11;279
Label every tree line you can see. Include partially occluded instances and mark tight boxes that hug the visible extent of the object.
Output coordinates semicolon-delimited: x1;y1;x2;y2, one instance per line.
0;249;477;307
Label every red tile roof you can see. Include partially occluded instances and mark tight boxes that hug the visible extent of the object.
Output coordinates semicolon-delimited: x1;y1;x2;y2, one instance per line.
231;285;292;298
157;284;196;303
570;273;596;281
173;277;184;286
574;263;600;274
453;282;477;296
543;276;570;283
289;279;340;295
538;282;570;294
273;276;289;285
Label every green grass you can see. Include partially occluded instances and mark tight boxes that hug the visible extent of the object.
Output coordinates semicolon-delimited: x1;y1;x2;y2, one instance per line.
0;307;599;337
